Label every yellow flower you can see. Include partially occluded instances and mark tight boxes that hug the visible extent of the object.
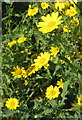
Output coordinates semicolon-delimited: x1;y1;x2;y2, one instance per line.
8;40;16;47
24;80;28;86
21;51;25;53
28;7;38;16
41;2;49;9
17;38;27;43
57;79;64;89
5;98;19;110
27;64;39;76
11;65;22;78
70;17;79;26
77;94;82;106
54;2;67;11
60;55;72;64
21;67;28;78
65;6;77;17
37;12;63;33
77;52;82;59
63;25;71;32
65;55;72;63
50;47;60;57
45;85;60;100
34;52;50;69
15;90;18;93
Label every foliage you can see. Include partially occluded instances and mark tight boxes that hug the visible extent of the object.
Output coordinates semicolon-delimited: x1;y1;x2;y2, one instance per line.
2;1;82;120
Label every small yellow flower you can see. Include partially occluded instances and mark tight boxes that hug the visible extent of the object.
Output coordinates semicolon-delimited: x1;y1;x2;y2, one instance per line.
77;52;82;59
21;67;28;78
17;38;27;43
37;12;63;33
57;79;64;89
8;40;16;47
70;17;79;26
54;2;67;11
77;94;82;106
63;25;71;33
15;90;18;93
21;51;25;53
11;65;22;78
41;2;49;9
28;7;38;16
27;64;39;76
50;47;60;57
24;80;28;86
65;55;72;63
65;6;77;17
46;85;60;100
34;52;50;69
5;98;19;110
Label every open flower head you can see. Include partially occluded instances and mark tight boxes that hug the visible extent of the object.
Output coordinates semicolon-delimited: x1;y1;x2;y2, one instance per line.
37;12;63;33
46;85;60;100
54;2;68;11
41;2;49;9
28;6;38;16
8;40;17;47
17;38;27;43
77;94;82;106
65;6;77;17
71;17;79;26
34;52;50;69
50;47;60;57
11;65;22;78
57;79;64;89
5;98;19;110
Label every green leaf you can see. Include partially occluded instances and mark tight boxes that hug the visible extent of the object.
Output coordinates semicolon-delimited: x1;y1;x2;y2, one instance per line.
48;99;57;108
61;80;70;105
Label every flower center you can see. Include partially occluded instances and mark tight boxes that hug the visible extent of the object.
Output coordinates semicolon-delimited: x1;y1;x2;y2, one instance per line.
15;70;21;75
39;57;46;64
51;90;56;95
32;9;36;13
48;21;55;27
10;101;15;106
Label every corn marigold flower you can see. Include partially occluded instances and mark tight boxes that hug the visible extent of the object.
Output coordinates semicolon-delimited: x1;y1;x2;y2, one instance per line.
8;40;17;47
5;98;19;110
41;2;49;9
37;12;63;33
77;94;82;106
34;52;50;69
24;80;28;86
11;65;22;78
21;68;28;78
27;6;38;16
27;64;39;76
17;38;27;43
54;2;68;11
50;47;60;57
65;55;72;63
45;85;60;100
70;17;79;26
57;79;64;89
65;6;77;17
